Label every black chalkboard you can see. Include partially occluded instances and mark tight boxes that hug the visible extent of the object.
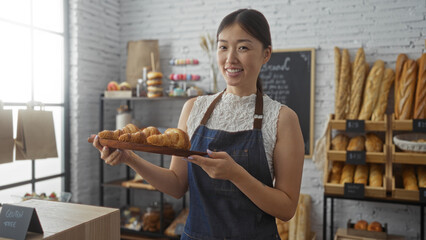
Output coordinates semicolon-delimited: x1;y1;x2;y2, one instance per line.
260;48;315;157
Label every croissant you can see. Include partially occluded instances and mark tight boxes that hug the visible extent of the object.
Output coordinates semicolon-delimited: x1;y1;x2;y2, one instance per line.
142;126;161;138
118;131;147;144
147;128;191;150
98;123;139;140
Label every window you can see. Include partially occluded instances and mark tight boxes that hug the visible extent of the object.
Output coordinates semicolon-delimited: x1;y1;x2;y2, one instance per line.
0;0;69;203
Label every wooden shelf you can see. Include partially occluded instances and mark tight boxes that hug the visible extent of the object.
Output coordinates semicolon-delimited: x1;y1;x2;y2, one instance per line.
327;146;387;164
391;145;426;165
329;114;387;131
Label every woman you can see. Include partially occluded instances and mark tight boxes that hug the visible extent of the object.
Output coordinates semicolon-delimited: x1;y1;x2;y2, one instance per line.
93;9;304;240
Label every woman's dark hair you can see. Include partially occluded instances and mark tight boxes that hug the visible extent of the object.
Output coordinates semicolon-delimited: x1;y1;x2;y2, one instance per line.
216;9;272;92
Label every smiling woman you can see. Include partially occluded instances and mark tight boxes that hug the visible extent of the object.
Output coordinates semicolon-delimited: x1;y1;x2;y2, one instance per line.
0;0;67;204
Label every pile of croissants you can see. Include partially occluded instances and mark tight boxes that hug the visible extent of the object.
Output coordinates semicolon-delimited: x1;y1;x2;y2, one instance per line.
98;123;191;150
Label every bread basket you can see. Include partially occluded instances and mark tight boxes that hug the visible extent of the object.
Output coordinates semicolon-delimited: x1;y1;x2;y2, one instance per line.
393;133;426;153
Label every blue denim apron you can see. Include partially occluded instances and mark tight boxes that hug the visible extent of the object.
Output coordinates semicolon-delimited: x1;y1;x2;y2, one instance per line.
181;90;280;240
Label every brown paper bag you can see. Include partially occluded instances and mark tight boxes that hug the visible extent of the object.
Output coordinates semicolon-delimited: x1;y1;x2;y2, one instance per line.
126;39;160;88
15;109;58;160
0;109;14;164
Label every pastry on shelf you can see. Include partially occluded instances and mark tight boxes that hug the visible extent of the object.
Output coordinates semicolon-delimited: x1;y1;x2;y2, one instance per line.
340;164;355;184
365;133;383;152
354;165;368;185
331;133;349;151
330;161;343;184
369;164;383;187
347;135;365;151
402;165;418;191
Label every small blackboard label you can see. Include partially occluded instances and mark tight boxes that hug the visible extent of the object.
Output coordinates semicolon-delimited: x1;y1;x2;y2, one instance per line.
0;204;43;240
346;151;366;165
420;188;426;203
344;183;364;199
346;120;365;132
413;119;426;133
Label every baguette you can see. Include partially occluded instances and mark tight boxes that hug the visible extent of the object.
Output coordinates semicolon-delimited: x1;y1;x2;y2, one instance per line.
331;133;349;151
335;49;351;120
340;164;355;184
330;161;343;184
417;166;426;188
369;164;383;187
354;164;368;185
371;68;395;121
394;54;408;119
396;59;418;120
358;60;385;120
414;53;426;119
346;136;365;151
402;165;418;191
334;47;341;117
348;48;367;119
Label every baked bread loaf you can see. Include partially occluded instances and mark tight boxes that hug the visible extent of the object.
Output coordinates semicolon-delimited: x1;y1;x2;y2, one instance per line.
334;47;341;117
371;68;395;121
414;53;426;119
369;164;383;187
348;48;366;119
347;136;365;151
367;221;383;232
354;220;368;230
335;49;351;120
365;133;383;152
98;123;139;140
118;131;147;144
331;134;349;150
142;126;161;138
417;166;426;188
396;59;418;120
354;164;368;185
394;54;408;119
147;128;191;150
340;164;355;184
402;165;418;191
330;161;343;184
358;60;385;120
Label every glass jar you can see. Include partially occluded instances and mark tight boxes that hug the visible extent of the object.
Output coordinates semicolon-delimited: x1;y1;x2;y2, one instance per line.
163;202;175;226
142;204;160;232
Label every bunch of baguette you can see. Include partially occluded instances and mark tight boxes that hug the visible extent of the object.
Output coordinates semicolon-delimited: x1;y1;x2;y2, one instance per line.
97;123;191;150
328;161;383;187
394;53;426;119
277;194;312;240
334;47;395;121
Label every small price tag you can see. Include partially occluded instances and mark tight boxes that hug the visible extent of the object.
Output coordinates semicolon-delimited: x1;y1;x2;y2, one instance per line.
420;188;426;203
0;204;43;240
346;151;366;165
413;119;426;133
346;120;365;132
344;183;364;199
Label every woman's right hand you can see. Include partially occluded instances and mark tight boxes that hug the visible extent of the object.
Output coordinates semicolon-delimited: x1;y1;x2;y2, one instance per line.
92;135;133;166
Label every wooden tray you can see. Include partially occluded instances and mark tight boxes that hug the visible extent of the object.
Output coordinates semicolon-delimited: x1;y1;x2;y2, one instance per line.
88;136;206;157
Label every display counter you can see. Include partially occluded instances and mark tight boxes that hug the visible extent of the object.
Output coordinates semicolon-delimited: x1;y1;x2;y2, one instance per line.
0;199;120;240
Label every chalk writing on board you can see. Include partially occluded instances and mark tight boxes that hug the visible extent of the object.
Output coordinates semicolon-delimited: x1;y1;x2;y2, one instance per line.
259;49;315;157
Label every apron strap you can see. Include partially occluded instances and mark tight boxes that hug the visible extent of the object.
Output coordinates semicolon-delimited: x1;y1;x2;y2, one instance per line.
199;89;264;129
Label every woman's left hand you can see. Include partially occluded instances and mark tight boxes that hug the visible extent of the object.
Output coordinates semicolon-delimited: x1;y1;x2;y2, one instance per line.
185;150;241;181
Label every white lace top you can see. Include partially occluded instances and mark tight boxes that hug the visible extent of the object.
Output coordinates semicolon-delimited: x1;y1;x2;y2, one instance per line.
187;92;282;179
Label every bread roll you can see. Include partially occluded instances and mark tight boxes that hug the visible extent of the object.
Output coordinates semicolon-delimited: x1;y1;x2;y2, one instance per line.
354;220;368;230
347;136;365;151
414;53;426;119
335;49;351;120
334;47;341;116
354;164;368;185
402;165;418;190
417;166;426;188
394;54;408;119
365;133;383;152
348;48;366;119
369;164;383;187
340;164;355;184
367;221;383;232
330;161;343;184
371;68;395;121
331;133;349;151
396;59;418;120
358;60;385;120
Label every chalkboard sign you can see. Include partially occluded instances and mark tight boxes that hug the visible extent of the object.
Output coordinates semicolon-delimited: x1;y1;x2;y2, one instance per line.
260;48;315;158
0;204;43;240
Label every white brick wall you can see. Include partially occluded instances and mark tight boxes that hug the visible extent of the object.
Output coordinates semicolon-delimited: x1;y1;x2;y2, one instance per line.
70;0;426;239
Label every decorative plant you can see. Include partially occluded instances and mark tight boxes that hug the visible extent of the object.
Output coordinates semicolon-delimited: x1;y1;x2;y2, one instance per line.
200;33;218;93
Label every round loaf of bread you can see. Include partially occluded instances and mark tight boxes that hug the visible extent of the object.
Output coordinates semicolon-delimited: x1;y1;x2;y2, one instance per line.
367;221;382;232
354;220;368;230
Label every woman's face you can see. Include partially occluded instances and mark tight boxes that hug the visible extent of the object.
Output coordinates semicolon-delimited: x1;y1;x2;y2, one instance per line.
217;23;271;92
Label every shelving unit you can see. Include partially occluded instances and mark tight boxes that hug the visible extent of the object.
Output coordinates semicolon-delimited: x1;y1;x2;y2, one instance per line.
322;114;426;239
98;94;187;239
